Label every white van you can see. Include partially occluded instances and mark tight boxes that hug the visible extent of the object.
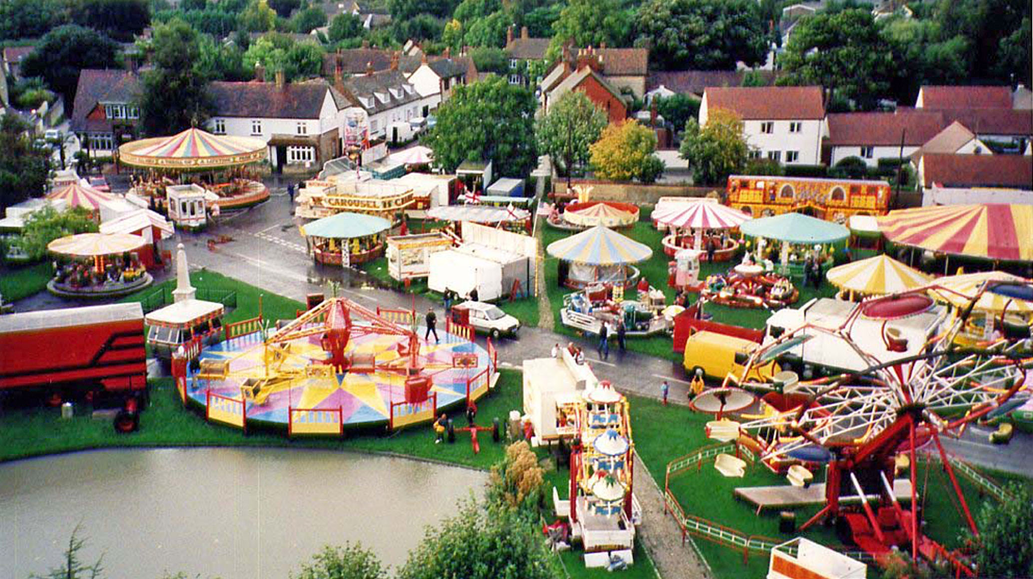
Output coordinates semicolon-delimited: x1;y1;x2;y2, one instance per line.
453;301;520;339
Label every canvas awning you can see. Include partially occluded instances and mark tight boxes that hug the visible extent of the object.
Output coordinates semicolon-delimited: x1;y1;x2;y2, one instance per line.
740;213;849;245
826;255;932;296
300;212;392;239
48;232;148;257
118;128;267;170
652;199;750;230
878;204;1033;261
546;225;652;265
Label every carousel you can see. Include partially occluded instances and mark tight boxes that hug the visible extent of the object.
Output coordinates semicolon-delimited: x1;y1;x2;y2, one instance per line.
118;128;270;219
927;271;1033;346
300;212;392;267
547;225;652;290
547;200;639;231
653;199;750;260
739;212;849;279
826;254;931;301
47;232;152;298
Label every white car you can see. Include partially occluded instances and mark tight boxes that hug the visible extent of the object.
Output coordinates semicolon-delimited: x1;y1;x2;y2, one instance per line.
453;301;520;339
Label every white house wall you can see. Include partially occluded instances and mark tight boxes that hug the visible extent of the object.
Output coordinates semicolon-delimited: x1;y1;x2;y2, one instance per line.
741;119;824;165
830;145;920;167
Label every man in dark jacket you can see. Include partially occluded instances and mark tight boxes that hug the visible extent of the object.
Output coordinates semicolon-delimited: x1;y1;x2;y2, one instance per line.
425;308;439;343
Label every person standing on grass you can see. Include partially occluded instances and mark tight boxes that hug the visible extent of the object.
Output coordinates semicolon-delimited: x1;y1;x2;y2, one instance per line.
661;380;669;406
598;322;610;360
617;318;627;352
425;308;439;343
433;413;447;443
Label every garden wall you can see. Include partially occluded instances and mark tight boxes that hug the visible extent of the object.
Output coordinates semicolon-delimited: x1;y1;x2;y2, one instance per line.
554;179;716;206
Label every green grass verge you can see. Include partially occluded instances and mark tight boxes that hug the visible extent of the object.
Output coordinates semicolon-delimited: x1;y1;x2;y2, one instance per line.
1;261;54;302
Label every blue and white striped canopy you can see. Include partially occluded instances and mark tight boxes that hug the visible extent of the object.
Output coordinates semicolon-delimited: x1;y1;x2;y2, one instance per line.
546;225;652;265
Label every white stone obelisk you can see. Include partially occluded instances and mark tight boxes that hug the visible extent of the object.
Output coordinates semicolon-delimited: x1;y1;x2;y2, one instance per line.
172;243;196;303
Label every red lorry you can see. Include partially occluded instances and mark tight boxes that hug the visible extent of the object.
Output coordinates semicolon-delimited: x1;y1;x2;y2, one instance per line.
672;302;764;354
0;302;148;431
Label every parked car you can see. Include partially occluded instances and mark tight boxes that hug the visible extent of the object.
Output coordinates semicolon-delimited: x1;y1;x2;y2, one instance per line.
44;129;62;141
452;301;520;339
88;176;110;192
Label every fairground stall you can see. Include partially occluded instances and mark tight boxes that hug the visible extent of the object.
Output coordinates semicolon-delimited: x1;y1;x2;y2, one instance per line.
726;175;891;222
826;254;931;301
426;204;532;236
300;212;392;267
548;200;639;231
47;232;152;298
45;182;123;221
392;172;457;211
118;128;269;211
144;245;225;360
547;225;652;290
739;212;849;279
428;223;538;301
878;204;1033;272
652;198;750;260
295;177;415;221
386;232;454;282
98;208;174;268
165;184;211;230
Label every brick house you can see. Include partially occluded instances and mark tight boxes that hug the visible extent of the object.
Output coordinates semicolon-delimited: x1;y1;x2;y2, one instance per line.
545;65;628;124
504;26;550;86
70;69;142;155
540;45;649;99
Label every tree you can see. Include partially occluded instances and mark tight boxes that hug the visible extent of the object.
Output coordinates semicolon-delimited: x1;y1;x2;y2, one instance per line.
396;499;555;579
388;0;458;21
548;0;631;59
971;482;1033;578
634;0;768;70
590;121;665;183
17;206;98;263
0;116;50;213
523;3;562;38
679;109;748;186
0;0;68;40
392;14;444;43
243;35;324;82
423;75;538;178
778;8;894;110
997;16;1031;86
328;13;364;42
20;25;119;104
535;91;607;185
239;0;277;32
73;0;150;42
934;0;1031;85
441;0;510;49
267;0;301;18
469;47;507;74
29;523;105;579
488;441;546;510
139;18;213;135
195;34;250;81
654;93;700;136
291;6;327;33
291;543;388;579
883;18;970;103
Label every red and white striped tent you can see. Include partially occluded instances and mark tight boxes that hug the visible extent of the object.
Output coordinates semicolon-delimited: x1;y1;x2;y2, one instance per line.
652;199;751;230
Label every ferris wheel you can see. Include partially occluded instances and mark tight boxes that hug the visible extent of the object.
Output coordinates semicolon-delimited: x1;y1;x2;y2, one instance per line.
720;279;1033;571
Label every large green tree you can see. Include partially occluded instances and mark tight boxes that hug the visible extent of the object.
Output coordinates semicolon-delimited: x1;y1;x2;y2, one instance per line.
396;499;555;579
934;0;1031;85
290;6;327;33
441;0;510;49
73;0;150;42
327;13;364;42
292;543;388;579
16;206;98;262
679;108;749;186
547;0;631;59
423;75;538;178
883;18;970;103
20;24;120;104
634;0;768;70
655;93;701;136
0;116;51;213
778;8;894;110
388;0;458;21
243;34;324;82
139;18;213;135
0;0;67;40
589;120;665;183
535;91;607;185
238;0;277;32
971;482;1033;578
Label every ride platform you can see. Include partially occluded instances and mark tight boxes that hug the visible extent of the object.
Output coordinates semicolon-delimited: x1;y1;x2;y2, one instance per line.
734;479;915;514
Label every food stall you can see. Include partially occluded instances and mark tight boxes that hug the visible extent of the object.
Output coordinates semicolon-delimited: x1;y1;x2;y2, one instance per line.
300;212;392;267
387;232;454;281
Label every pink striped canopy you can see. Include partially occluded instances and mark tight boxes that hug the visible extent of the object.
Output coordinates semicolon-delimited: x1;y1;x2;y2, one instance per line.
652;199;751;230
118;128;267;170
46;182;115;211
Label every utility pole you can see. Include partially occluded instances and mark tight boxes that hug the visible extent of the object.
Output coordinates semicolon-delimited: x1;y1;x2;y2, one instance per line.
894;128;906;209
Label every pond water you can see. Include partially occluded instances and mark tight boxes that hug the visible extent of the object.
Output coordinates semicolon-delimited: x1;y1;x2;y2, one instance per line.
0;448;487;579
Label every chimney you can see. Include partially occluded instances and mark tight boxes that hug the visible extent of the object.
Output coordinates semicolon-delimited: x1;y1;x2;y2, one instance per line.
254;63;265;83
125;55;137;74
521;26;529;40
421;51;428;65
275;68;285;89
600;41;606;49
390;51;399;71
334;60;343;88
443;46;450;58
366;61;374;76
507;25;514;45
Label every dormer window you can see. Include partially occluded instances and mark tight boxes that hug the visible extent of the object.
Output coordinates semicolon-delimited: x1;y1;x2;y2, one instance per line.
375;91;389;104
403;85;414;95
359;96;373;108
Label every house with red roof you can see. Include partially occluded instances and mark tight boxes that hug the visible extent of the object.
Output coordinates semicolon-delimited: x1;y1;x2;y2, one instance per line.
826;110;947;167
915;86;1014;110
916;154;1032;191
544;65;627;125
70;69;142;155
700;86;826;165
540;45;649;99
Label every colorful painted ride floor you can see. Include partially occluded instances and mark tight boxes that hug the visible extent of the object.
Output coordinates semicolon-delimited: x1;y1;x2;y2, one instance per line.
185;324;491;428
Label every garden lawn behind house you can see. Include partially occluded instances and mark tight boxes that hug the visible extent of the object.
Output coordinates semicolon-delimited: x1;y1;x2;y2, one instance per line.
1;262;54;302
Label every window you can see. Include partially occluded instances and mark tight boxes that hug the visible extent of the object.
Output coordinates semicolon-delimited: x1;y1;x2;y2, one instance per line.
760;122;774;134
748;150;761;160
509;74;521;85
786;151;799;163
370;119;378;132
789;122;802;133
860;146;874;159
767;150;781;162
90;133;113;151
251;120;262;135
127;107;139;119
509;58;518;69
830;187;846;202
779;184;795;198
213;119;226;134
287;146;315;164
296;122;307;135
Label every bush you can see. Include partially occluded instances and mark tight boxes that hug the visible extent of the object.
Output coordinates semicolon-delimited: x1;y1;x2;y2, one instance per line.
833;156;867;179
745;158;784;176
292;543;388;579
784;163;828;178
971;482;1033;578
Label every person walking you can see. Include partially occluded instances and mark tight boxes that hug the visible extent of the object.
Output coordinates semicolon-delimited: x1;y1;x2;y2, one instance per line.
425;308;439;343
433;413;447;444
287;183;295;203
661;380;669;406
616;318;627;352
811;256;822;289
443;289;453;314
597;322;610;360
706;236;716;263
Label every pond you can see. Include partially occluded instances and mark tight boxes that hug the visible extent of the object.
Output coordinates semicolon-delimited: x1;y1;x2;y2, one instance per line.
0;448;487;579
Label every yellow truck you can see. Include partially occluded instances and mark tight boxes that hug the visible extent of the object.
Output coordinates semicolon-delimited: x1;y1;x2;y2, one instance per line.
684;330;780;383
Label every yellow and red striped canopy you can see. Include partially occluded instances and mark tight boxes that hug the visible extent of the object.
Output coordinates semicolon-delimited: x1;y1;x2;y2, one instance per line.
878;204;1033;261
118;128;267;170
48;232;148;257
46;182;115;211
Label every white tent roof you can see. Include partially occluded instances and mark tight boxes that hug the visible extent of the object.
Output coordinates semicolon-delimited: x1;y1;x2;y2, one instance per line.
145;299;224;326
100;208;174;239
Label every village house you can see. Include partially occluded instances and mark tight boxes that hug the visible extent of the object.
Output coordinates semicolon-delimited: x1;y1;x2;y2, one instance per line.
334;62;422;143
700;86;826;165
504;26;551;86
70;69;142;155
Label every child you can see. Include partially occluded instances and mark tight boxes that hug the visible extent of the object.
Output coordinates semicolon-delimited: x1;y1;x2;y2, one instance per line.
433;414;447;444
661;380;669;406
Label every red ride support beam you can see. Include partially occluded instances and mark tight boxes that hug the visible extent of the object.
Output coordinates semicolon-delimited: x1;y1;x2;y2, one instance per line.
930;427;978;537
909;417;919;561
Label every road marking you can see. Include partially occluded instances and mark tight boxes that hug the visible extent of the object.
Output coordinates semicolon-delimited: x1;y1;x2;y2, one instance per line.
652;374;691;385
341;288;379;302
591;359;615;367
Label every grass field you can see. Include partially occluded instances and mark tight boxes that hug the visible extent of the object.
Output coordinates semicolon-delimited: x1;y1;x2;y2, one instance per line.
1;261;54;302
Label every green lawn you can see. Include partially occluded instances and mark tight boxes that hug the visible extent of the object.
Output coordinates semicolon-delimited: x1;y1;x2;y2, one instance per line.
0;261;54;302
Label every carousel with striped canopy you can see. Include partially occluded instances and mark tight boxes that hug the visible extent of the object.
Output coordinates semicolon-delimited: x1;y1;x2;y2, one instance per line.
653;199;751;260
826;255;932;300
878;204;1033;263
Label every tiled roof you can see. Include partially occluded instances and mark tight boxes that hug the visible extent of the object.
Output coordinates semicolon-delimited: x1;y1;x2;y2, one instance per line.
937;108;1033;137
338;69;419;114
323;49;393;75
917;85;1013;109
505;37;551;60
920;154;1033;189
70;69;141;133
913;121;978;158
208;80;339;119
826;111;946;146
427;58;467;79
704;86;824;120
595;48;648;76
646;70;777;95
551;67;625;104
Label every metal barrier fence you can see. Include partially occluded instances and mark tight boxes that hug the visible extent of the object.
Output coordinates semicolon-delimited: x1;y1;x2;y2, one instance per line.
224;317;264;341
206;391;246;429
289;407;343;436
138;286;237;313
389;393;438;429
376;307;415;327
